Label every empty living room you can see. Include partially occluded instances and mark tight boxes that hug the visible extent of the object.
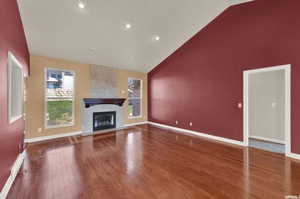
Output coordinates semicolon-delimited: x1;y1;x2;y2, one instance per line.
1;0;300;198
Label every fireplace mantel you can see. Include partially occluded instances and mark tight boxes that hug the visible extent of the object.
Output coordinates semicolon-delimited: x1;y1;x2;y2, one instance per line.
83;98;126;108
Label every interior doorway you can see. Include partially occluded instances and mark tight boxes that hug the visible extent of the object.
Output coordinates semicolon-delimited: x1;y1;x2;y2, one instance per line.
243;65;291;155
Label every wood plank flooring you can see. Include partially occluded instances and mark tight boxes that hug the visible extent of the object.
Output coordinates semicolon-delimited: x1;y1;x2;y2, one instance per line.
8;124;300;199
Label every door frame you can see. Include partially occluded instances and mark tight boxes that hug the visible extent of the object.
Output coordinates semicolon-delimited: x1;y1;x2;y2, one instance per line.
243;64;291;155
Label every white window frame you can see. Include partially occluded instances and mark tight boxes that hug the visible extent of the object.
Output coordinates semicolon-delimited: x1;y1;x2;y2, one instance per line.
44;68;76;129
8;51;24;124
128;77;142;119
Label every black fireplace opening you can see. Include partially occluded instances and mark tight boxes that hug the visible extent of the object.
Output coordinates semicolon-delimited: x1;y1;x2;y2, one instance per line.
93;111;116;131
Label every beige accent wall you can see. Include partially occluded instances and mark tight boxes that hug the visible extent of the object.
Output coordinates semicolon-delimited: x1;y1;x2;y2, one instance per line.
26;55;147;139
116;69;148;125
26;55;91;138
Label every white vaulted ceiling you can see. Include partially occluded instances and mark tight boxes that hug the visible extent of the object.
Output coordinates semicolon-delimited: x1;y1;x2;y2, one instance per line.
17;0;253;72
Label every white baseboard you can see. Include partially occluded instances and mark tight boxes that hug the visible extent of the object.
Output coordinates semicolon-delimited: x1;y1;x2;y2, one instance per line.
148;122;246;147
0;150;26;199
148;122;300;159
287;152;300;160
124;121;148;127
249;136;285;144
24;131;82;143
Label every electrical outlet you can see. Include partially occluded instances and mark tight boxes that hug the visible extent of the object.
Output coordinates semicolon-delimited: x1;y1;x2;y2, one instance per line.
189;122;193;127
175;120;178;125
38;128;42;133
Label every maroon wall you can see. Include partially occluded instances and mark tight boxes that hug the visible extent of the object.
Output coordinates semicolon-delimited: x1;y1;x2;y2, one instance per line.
148;0;300;155
0;0;29;190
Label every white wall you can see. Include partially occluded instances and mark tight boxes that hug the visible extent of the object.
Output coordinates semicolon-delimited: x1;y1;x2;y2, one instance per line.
249;70;285;142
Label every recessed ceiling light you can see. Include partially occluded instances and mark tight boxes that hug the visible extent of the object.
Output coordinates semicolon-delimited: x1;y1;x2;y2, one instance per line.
154;36;160;41
78;1;86;9
125;23;131;29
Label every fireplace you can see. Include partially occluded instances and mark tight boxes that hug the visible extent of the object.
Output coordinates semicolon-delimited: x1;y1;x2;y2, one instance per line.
93;111;116;131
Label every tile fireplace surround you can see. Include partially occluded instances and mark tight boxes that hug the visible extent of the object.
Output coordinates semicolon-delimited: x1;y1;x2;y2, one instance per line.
81;102;124;135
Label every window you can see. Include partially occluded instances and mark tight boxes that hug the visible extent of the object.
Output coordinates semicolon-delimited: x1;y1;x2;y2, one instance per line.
8;52;24;123
45;68;75;128
128;78;142;118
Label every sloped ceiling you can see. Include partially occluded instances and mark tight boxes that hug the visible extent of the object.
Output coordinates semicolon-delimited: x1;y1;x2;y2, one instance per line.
17;0;253;72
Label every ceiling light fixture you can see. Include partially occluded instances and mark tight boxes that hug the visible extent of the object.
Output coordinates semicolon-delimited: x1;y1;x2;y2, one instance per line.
154;35;160;41
78;0;86;9
125;23;131;29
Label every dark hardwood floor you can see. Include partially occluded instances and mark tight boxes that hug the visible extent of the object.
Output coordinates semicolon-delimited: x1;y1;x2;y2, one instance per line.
8;124;300;199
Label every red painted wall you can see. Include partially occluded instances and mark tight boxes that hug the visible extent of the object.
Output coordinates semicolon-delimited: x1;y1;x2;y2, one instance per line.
148;0;300;155
0;0;29;190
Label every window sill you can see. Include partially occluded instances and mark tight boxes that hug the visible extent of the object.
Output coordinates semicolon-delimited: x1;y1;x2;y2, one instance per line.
45;123;74;129
128;116;143;119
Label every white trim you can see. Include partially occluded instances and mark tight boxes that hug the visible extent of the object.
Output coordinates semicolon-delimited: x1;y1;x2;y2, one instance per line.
8;51;24;124
128;116;143;119
124;121;148;127
243;64;291;156
287;152;300;160
44;68;76;129
228;0;254;6
128;77;142;119
45;123;74;129
0;150;26;199
243;71;249;147
24;131;82;143
249;136;285;145
148;122;246;147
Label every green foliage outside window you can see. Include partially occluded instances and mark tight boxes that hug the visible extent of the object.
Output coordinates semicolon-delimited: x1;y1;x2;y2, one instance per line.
47;100;73;126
